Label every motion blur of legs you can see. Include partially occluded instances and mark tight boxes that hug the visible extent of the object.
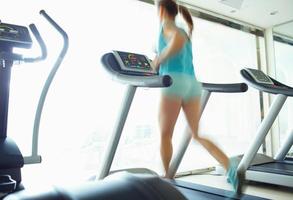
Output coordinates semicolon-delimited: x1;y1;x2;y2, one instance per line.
182;97;229;170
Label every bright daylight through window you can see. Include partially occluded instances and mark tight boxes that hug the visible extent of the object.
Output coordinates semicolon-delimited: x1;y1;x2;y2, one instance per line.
3;0;263;184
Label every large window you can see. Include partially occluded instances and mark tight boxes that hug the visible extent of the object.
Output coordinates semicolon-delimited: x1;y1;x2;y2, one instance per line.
4;0;262;185
274;40;293;157
176;18;261;172
112;6;262;173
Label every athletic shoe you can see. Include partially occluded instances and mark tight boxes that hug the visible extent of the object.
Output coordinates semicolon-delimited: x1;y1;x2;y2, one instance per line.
227;159;244;195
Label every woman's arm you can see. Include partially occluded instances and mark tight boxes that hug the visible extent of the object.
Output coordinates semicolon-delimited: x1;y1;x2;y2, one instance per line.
152;25;186;70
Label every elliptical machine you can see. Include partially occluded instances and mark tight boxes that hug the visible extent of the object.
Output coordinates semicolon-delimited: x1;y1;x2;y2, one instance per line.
0;15;46;194
0;10;68;196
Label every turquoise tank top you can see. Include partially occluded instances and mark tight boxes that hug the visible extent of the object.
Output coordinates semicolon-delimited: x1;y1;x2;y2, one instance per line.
157;24;195;76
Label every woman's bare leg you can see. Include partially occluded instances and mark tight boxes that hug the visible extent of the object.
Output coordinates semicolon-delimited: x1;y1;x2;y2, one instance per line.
159;95;182;177
182;97;229;169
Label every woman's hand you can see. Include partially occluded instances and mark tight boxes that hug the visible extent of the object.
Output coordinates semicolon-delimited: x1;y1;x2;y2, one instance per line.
152;56;161;72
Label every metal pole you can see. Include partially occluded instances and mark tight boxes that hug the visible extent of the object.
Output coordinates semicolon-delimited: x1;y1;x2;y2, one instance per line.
97;85;137;179
26;10;69;164
275;129;293;160
264;27;278;156
237;94;287;173
0;49;12;139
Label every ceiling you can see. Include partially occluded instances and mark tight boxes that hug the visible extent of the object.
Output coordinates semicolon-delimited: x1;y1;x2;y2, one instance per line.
178;0;293;38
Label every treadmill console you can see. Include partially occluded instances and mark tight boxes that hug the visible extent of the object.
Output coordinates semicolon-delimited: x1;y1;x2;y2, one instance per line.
112;50;157;75
244;68;274;85
0;22;32;48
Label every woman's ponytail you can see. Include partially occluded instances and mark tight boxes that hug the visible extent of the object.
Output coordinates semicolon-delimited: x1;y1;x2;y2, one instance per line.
158;0;194;37
178;5;193;37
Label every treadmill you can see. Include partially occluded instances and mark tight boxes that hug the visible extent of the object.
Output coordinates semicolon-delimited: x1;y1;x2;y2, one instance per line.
238;68;293;187
98;51;267;199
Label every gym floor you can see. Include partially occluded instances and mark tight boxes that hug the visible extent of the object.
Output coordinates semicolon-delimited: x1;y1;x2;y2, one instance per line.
178;173;293;200
19;165;293;199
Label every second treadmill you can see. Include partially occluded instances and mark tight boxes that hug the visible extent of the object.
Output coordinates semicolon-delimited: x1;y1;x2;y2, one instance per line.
238;68;293;187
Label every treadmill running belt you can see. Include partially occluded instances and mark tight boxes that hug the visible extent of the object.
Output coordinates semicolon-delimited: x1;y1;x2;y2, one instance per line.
169;180;269;200
249;162;293;176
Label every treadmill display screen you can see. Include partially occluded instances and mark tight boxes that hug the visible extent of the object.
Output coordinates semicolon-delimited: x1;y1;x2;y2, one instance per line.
113;50;156;75
245;68;274;85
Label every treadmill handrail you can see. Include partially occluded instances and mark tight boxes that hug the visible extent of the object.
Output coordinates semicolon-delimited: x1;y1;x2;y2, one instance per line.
202;82;248;93
241;69;293;96
101;53;172;88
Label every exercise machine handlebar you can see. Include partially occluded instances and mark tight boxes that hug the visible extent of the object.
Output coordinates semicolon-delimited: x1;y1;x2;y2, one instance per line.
27;10;69;164
23;24;47;63
39;10;69;49
202;82;248;93
101;53;172;88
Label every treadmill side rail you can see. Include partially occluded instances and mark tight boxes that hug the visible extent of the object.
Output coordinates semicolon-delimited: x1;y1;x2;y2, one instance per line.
246;170;293;187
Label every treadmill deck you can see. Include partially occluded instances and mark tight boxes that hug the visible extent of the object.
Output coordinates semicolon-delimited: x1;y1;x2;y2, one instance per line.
168;179;269;200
